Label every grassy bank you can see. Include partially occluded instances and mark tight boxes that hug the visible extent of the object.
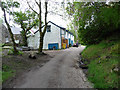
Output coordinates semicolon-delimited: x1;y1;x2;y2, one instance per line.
81;34;119;88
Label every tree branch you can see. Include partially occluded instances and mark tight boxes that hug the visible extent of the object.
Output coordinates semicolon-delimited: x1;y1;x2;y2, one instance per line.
26;23;36;32
27;0;39;15
1;3;18;53
35;0;39;7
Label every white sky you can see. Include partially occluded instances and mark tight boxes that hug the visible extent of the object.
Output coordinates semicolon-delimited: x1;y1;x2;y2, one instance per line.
1;0;119;29
0;0;69;29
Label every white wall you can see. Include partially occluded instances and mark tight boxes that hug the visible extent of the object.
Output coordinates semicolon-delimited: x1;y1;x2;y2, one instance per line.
43;23;61;49
27;22;75;49
61;29;65;38
71;34;74;43
28;22;61;49
27;32;39;49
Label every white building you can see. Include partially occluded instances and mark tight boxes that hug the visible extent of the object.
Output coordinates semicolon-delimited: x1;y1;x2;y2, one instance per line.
27;21;74;50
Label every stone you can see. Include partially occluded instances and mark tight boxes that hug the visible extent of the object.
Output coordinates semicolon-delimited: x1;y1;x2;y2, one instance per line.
113;67;119;72
29;52;36;59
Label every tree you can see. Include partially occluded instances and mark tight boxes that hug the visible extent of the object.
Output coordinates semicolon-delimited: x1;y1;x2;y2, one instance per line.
0;0;20;54
13;10;39;46
27;0;48;53
66;2;120;45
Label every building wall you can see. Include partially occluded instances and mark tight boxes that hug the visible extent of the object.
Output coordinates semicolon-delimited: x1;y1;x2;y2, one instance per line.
27;23;61;49
43;23;61;49
71;34;74;44
27;32;39;49
1;24;10;43
1;24;23;45
27;22;75;49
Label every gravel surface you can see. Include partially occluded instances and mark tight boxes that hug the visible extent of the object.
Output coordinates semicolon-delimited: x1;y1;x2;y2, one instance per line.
14;46;93;88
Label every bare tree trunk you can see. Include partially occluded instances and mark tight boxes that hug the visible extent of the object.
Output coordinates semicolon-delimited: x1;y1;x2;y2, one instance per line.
39;33;43;52
38;1;48;53
1;5;18;54
38;0;42;53
24;32;28;46
27;0;48;53
22;30;28;46
21;20;37;46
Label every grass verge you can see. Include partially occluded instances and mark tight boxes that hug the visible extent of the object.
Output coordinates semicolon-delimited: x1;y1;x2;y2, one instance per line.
81;34;119;89
1;65;15;83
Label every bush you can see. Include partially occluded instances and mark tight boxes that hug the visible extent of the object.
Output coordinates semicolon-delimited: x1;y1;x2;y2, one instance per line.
78;3;120;45
8;49;14;55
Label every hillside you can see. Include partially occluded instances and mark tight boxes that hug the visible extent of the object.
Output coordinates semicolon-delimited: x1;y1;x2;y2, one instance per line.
81;33;119;89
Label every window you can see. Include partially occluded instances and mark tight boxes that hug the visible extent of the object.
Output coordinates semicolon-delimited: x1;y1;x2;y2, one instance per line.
47;25;51;32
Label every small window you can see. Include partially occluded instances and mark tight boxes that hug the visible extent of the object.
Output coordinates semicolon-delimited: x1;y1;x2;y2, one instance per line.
47;25;51;32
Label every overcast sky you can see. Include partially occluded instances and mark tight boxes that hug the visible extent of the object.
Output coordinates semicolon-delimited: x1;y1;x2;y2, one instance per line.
0;0;119;29
0;0;70;29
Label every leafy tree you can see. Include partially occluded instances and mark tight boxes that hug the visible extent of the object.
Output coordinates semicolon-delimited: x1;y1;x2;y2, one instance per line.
13;10;39;46
67;23;77;42
66;2;120;45
0;0;20;54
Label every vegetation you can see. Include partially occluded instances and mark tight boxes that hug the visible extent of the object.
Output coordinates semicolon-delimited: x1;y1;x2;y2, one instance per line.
66;1;119;88
81;33;119;88
1;0;49;53
13;10;39;46
66;2;120;45
1;0;20;54
27;1;48;53
8;48;23;55
2;65;15;82
67;23;77;42
0;44;2;52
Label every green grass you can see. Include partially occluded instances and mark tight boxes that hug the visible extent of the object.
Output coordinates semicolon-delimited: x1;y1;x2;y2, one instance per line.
8;48;23;55
0;48;2;52
0;44;2;52
2;71;14;82
2;65;15;82
81;35;119;89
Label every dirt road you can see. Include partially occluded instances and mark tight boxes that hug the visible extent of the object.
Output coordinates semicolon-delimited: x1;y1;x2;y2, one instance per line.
14;46;92;88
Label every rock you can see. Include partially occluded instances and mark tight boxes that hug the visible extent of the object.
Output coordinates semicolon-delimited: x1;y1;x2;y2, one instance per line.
79;64;88;69
29;52;36;59
113;67;119;72
111;69;113;73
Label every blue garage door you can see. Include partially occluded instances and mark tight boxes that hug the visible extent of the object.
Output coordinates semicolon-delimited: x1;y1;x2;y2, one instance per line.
48;43;58;50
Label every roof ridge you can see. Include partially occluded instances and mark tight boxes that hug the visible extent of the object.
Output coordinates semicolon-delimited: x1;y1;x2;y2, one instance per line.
34;21;73;35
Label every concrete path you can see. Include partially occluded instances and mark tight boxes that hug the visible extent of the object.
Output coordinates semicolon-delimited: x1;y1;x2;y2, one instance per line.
14;46;92;88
